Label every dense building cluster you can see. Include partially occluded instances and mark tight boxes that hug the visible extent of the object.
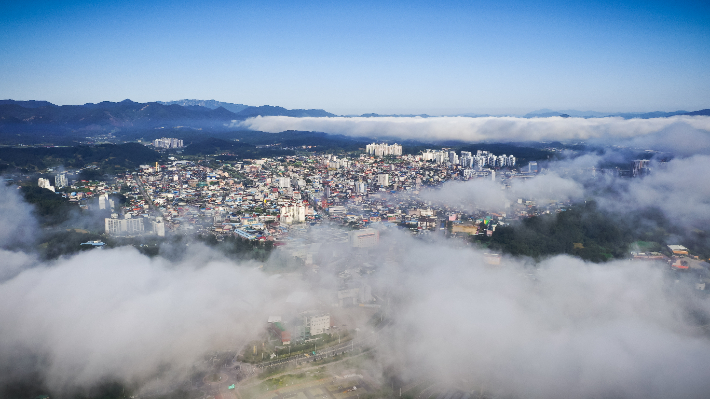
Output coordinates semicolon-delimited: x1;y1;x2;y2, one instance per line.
35;145;558;245
422;149;515;168
153;137;184;149
81;147;551;246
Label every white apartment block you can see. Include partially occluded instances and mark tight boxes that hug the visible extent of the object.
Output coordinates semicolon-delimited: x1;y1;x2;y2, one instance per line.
280;203;306;224
55;173;68;189
38;178;55;192
366;143;402;157
153;137;184;149
105;214;144;235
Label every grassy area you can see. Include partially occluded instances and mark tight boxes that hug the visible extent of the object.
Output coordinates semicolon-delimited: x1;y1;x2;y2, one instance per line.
261;369;327;390
240;369;328;398
257;364;290;380
631;240;663;252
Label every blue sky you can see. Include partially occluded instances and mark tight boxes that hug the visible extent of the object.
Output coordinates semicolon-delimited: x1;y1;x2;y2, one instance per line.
1;0;708;114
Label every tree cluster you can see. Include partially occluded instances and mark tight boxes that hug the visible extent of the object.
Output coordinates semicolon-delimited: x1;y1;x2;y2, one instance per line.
490;201;633;262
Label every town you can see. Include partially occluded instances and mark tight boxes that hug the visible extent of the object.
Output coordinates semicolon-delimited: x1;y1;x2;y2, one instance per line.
19;140;710;399
32;140;706;272
37;142;554;242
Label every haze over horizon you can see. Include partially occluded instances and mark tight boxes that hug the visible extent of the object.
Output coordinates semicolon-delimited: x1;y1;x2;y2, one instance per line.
2;0;709;115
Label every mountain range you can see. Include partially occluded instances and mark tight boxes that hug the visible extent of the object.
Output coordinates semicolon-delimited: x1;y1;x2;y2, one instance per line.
522;108;710;119
0;99;336;145
1;99;708;146
157;99;249;114
0;99;334;124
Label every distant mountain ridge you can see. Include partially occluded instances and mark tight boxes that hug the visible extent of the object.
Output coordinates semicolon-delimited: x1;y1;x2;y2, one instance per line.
0;99;340;145
357;113;432;118
158;99;249;114
0;99;235;126
683;109;710;116
2;99;708;142
0;99;337;129
522;108;702;119
0;100;57;109
159;100;336;118
236;105;336;118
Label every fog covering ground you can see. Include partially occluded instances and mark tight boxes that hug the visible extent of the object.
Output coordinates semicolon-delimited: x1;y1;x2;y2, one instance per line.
423;153;710;232
2;118;710;398
237;115;710;154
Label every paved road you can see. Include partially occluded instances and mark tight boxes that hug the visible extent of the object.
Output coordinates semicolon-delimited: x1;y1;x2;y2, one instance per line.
131;173;163;216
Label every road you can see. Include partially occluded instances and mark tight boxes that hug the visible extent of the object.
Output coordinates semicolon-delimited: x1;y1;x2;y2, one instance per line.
131;172;163;217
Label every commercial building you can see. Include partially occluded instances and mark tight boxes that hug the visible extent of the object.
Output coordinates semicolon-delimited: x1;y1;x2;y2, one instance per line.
668;245;689;255
293;312;331;340
307;313;331;336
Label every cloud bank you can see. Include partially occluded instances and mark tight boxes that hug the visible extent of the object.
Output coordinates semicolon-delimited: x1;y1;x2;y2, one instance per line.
0;183;37;249
421;152;710;234
605;155;710;228
381;241;710;399
236;115;710;147
421;172;585;212
2;150;710;398
0;244;305;394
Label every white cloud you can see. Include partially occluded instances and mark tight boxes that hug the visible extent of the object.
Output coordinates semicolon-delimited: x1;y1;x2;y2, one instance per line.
604;155;710;228
419;153;710;230
379;239;710;399
421;172;585;212
236;115;710;148
0;184;38;249
0;246;305;391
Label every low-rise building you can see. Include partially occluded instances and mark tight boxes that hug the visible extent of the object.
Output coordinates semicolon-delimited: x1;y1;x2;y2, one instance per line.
349;228;379;247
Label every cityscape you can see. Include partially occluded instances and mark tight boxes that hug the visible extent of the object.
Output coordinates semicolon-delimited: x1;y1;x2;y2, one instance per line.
2;132;709;399
2;1;710;399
